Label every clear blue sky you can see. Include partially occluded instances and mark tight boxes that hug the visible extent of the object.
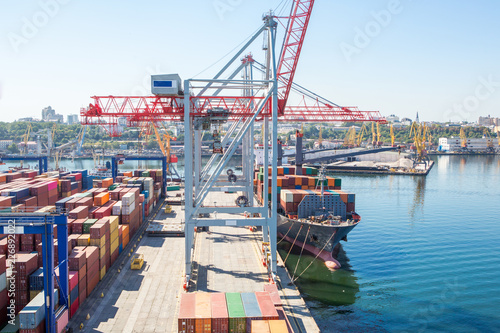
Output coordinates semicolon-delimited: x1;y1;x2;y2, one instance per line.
1;0;499;123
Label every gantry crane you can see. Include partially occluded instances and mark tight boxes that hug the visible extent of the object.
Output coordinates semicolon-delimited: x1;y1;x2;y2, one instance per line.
357;123;367;146
459;127;468;150
78;0;387;285
344;126;357;147
390;124;395;147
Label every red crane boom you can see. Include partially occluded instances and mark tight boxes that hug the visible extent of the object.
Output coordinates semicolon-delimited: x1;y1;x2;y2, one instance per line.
276;0;315;115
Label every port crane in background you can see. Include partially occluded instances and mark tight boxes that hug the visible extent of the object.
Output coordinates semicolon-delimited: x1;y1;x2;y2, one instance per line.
460;127;468;150
79;0;387;285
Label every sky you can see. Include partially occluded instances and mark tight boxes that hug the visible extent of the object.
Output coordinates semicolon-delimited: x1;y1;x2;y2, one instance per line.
0;0;499;123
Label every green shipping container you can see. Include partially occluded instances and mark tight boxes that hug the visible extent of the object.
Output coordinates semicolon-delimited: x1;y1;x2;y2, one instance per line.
314;179;328;186
166;185;180;191
311;168;319;175
334;178;342;188
226;293;246;333
83;219;98;234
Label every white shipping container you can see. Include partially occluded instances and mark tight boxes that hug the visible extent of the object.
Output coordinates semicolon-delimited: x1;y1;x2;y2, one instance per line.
122;193;135;206
0;272;6;291
112;201;122;215
122;201;136;215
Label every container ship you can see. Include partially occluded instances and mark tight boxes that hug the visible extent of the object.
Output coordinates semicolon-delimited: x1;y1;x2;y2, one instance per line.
255;166;360;269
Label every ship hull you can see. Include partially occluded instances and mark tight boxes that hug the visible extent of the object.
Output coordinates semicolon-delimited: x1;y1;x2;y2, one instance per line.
277;214;359;258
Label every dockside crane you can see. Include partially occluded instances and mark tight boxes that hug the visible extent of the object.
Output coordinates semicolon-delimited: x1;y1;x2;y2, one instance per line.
78;0;387;286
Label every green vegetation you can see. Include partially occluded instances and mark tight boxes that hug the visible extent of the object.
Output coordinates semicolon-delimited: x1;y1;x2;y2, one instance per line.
279;123;494;146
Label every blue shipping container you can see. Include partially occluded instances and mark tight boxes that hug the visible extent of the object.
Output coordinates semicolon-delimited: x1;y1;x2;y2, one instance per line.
19;289;59;329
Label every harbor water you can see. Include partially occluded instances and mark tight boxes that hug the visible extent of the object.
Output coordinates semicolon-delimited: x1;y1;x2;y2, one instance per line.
3;155;499;332
279;155;500;332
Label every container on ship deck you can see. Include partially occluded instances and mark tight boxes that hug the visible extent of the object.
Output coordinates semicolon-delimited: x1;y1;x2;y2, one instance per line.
178;293;196;333
242;292;262;332
195;292;211;333
211;293;229;333
226;293;246;333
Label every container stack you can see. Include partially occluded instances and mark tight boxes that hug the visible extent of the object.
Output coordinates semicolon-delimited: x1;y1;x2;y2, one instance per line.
109;216;119;266
84;246;99;297
0;168;163;325
226;293;246;333
194;293;211;332
18;289;59;333
178;293;196;333
12;253;38;313
210;293;228;333
68;271;79;318
68;247;87;307
255;165;341;203
178;289;286;333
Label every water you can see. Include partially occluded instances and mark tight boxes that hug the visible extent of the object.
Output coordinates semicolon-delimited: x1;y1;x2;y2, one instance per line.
0;156;242;177
279;155;500;332
4;155;500;331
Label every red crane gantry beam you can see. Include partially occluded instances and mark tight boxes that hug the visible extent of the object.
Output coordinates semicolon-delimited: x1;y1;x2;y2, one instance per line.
81;95;386;136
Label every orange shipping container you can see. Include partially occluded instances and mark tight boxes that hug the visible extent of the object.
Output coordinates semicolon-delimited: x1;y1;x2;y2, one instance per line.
94;192;110;206
268;320;288;333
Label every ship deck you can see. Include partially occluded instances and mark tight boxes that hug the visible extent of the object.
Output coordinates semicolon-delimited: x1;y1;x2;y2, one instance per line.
68;192;320;332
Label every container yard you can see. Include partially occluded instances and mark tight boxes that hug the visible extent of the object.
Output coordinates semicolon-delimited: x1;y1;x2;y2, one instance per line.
0;167;165;332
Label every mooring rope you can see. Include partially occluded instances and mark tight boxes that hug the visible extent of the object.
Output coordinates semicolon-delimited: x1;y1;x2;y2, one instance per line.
283;224;303;265
292;230;336;283
292;225;311;280
277;219;296;245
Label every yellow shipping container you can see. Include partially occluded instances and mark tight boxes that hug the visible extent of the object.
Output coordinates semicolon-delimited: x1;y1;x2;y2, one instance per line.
109;216;119;232
99;246;106;260
268;320;288;333
110;229;119;242
110;238;119;254
90;235;106;248
77;234;90;246
99;266;106;281
295;177;302;186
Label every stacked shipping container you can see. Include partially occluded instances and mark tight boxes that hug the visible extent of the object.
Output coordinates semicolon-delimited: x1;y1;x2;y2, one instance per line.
178;289;286;333
0;168;163;329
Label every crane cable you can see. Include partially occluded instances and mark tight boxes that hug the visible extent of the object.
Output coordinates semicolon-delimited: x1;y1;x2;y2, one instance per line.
292;225;311;280
292;230;336;283
283;224;303;265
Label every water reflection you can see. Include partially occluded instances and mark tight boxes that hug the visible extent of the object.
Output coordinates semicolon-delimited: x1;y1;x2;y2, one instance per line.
278;242;360;306
408;176;426;223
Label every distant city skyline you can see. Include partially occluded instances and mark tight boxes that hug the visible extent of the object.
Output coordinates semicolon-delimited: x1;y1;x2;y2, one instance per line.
1;1;499;123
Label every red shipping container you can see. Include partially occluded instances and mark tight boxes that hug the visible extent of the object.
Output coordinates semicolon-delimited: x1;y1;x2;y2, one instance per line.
70;297;79;318
79;288;87;306
93;205;112;219
36;195;49;207
65;198;80;211
0;254;6;275
75;197;93;209
56;308;69;333
69;271;79;291
89;223;106;239
72;219;87;234
211;293;229;333
88;206;99;219
69;206;89;220
68;247;87;271
255;292;279;320
15;253;38;290
264;284;282;307
178;293;196;333
85;246;99;267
